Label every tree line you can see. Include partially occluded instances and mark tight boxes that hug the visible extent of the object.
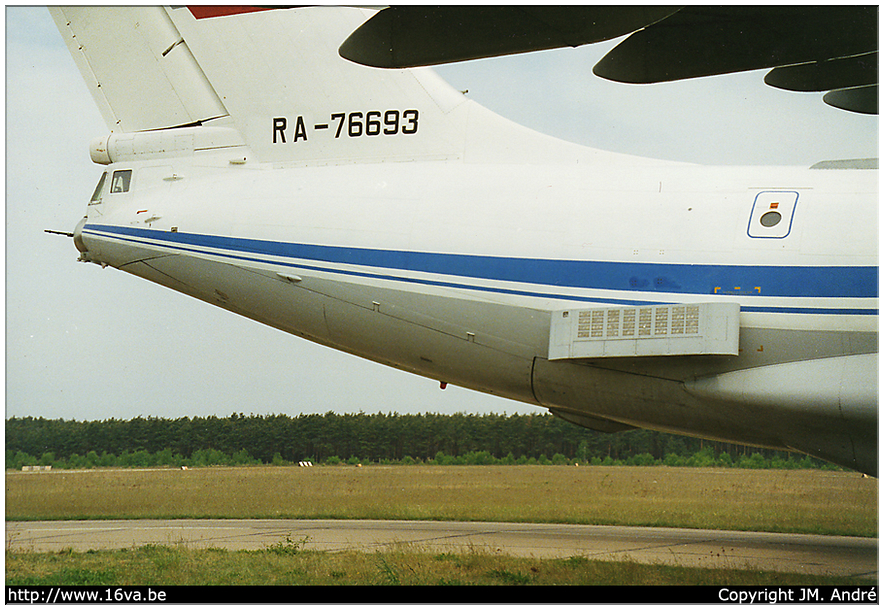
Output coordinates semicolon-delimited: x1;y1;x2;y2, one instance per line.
5;412;835;470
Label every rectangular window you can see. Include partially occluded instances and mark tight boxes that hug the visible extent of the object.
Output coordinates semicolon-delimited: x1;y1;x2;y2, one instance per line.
111;169;132;193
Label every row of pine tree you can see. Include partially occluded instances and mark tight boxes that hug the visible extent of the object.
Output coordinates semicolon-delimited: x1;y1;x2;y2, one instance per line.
5;412;835;470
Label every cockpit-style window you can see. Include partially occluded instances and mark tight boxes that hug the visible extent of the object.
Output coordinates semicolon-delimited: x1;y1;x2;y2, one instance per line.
111;169;132;193
89;172;107;205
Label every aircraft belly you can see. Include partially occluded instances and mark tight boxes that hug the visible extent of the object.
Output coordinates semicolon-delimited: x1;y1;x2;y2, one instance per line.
684;353;877;475
685;354;877;419
124;255;334;346
532;356;876;475
124;252;543;405
318;296;538;401
561;326;878;381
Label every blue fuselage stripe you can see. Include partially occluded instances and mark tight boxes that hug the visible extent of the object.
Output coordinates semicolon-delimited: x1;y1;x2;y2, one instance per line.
84;224;879;312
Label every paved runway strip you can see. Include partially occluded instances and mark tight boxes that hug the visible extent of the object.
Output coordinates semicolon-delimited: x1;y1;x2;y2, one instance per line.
6;519;876;578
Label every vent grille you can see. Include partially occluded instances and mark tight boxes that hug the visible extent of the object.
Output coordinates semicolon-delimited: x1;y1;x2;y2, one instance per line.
573;305;701;342
549;302;740;360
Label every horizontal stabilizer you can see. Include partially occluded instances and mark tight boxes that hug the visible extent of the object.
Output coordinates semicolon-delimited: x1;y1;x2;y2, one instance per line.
549;303;740;360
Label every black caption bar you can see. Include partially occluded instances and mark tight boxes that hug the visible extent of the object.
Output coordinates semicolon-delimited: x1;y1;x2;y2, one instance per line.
6;585;879;604
7;587;168;604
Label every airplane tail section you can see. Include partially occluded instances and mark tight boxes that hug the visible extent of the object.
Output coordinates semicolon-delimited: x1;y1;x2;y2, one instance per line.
51;6;593;167
50;6;229;132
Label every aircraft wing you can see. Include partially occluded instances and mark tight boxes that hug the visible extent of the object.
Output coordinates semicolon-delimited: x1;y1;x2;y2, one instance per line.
339;6;879;115
338;6;681;69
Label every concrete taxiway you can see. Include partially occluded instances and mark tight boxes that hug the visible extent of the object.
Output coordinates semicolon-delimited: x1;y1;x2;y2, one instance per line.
5;519;877;578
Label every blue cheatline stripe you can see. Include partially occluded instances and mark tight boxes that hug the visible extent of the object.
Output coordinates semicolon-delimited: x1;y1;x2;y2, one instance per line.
84;224;879;311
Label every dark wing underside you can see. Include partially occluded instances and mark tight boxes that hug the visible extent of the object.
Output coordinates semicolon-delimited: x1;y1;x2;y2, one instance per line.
340;6;878;115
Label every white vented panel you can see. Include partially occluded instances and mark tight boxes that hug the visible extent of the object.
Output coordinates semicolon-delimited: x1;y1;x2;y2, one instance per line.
549;303;740;360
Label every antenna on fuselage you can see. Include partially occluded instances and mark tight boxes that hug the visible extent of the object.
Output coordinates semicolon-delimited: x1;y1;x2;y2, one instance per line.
44;229;74;238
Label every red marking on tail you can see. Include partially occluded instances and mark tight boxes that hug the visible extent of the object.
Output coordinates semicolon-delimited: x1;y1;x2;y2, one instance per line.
188;6;280;20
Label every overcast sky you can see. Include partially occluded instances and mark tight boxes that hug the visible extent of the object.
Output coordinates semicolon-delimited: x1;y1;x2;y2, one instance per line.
5;6;878;422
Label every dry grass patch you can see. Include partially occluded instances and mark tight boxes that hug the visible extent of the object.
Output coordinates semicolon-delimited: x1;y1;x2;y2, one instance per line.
5;466;877;536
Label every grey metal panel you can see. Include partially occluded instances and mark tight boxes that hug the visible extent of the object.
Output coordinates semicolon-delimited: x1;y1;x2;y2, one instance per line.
126;255;544;406
548;407;636;433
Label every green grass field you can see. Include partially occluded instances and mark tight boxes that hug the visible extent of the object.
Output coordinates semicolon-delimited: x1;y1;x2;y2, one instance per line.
5;544;875;587
6;465;877;587
5;465;877;536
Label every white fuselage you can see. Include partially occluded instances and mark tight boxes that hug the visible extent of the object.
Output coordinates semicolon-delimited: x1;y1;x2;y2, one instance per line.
50;5;877;475
74;138;878;473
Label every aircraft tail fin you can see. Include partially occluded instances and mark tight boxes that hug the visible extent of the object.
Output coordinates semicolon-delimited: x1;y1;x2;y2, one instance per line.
49;6;229;132
52;6;593;166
